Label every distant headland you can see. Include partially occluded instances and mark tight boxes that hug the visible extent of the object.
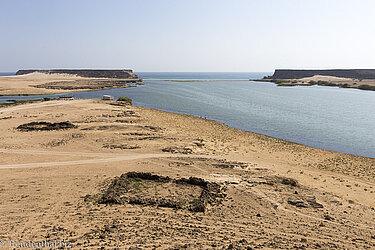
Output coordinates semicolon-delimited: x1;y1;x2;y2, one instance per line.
265;69;375;80
0;69;142;96
16;69;139;79
260;69;375;91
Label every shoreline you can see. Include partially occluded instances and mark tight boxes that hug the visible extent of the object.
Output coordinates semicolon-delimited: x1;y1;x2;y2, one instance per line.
0;85;140;97
151;105;375;159
0;72;142;96
136;103;375;159
1;97;374;159
254;78;375;91
1;98;373;180
260;69;375;91
1;98;374;161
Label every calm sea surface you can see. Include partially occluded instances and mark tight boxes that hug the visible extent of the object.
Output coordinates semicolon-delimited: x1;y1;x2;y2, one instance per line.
0;72;15;76
0;72;374;158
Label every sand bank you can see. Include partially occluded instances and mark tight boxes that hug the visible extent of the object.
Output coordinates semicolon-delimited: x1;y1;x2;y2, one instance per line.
0;72;140;96
259;75;375;90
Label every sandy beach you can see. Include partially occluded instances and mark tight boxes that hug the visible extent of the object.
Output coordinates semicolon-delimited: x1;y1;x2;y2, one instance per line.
260;75;375;90
0;99;374;248
0;73;139;96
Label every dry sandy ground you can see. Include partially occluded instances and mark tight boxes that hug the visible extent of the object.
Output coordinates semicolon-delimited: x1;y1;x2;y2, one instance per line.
0;73;137;96
273;75;375;88
299;75;375;87
0;99;374;249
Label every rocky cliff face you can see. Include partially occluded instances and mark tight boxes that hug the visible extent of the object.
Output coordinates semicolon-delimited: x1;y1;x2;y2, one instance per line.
16;69;139;79
267;69;375;79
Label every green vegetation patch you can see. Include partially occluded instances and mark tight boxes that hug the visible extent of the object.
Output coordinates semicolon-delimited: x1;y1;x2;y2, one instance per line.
117;96;132;105
271;79;290;85
308;80;338;86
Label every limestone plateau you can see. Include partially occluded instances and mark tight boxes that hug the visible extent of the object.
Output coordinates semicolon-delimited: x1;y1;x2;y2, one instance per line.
266;69;375;80
16;69;139;79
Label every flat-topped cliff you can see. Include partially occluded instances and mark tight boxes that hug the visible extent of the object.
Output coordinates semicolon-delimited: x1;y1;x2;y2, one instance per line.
16;69;139;79
267;69;375;80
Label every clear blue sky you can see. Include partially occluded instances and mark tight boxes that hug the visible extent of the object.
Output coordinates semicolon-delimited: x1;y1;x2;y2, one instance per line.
1;0;375;72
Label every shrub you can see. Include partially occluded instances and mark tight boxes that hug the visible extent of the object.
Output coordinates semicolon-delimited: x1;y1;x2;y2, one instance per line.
341;84;350;88
358;84;375;91
117;96;132;105
308;80;317;85
271;79;289;85
307;80;337;87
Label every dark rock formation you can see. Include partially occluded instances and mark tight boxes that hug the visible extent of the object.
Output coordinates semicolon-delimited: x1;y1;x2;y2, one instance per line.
266;69;375;80
17;121;77;131
16;69;139;79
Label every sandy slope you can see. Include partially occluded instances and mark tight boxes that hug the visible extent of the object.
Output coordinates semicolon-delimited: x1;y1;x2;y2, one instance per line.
0;73;87;95
0;99;374;249
275;75;375;88
0;73;137;95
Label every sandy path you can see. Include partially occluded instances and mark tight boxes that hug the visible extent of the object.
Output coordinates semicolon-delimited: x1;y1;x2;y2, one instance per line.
0;148;220;169
0;100;78;114
0;72;140;95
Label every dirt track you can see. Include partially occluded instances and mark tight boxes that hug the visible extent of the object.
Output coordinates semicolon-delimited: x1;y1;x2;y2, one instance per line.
0;148;219;169
0;100;72;113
